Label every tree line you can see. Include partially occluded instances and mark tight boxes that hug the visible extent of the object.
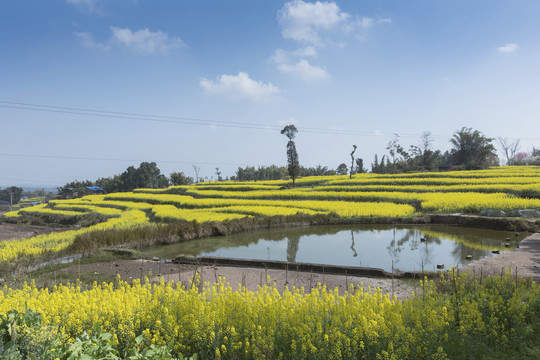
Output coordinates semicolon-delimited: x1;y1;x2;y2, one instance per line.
278;125;537;183
233;164;338;182
54;126;537;197
57;162;194;197
369;128;539;174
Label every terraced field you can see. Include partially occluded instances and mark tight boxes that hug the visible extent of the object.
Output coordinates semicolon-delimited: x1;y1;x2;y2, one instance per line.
1;166;539;263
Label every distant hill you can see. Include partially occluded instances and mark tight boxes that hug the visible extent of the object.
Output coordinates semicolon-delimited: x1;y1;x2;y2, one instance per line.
0;184;58;193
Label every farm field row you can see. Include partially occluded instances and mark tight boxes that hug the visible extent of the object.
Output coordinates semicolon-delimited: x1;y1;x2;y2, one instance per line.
1;166;539;263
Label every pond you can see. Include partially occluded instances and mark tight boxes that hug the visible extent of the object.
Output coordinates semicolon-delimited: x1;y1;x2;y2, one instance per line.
142;224;527;272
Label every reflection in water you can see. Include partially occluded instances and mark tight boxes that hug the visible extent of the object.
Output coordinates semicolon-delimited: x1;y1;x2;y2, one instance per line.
350;231;358;257
451;242;486;264
286;235;300;263
143;224;527;272
384;229;445;269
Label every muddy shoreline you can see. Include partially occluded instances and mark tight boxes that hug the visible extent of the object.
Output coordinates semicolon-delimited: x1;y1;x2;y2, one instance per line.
459;232;540;282
1;219;538;299
54;231;539;301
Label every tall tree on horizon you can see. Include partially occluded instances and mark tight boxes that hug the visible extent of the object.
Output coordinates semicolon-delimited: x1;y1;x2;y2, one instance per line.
350;145;357;178
281;125;300;187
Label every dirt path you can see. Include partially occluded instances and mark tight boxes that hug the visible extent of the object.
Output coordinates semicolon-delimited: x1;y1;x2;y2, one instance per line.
155;264;416;300
459;232;540;281
65;258;415;300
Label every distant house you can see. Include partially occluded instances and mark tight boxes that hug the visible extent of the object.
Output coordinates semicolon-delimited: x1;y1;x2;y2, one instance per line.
59;187;78;199
84;186;105;195
58;186;105;199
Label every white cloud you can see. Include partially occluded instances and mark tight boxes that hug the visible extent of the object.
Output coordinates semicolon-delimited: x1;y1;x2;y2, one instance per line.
73;31;110;50
274;2;391;80
270;49;291;65
278;0;351;45
357;17;374;29
277;59;328;81
278;1;391;47
110;27;185;54
497;43;519;53
356;17;392;41
270;47;317;65
199;72;279;101
74;27;185;54
293;46;318;57
270;49;327;81
356;17;391;28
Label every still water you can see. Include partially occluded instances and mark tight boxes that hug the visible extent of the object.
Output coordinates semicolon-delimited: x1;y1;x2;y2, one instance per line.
143;224;527;272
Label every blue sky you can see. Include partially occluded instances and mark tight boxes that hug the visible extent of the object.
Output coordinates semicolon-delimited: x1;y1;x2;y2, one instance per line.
1;0;540;187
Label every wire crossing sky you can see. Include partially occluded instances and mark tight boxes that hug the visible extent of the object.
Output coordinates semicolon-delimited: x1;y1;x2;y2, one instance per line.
1;0;539;187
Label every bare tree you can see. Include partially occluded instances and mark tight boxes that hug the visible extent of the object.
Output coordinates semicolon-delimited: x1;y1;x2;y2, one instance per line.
410;131;439;171
192;165;201;183
386;134;400;165
386;134;407;173
420;131;433;153
497;137;520;165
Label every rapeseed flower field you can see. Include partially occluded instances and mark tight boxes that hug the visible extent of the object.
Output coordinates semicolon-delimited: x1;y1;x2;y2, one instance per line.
0;166;539;358
0;272;538;359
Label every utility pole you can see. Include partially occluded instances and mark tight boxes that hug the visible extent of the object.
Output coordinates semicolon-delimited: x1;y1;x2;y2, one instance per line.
10;192;13;212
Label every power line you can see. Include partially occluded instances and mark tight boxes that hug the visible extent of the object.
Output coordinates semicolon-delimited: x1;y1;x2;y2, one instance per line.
0;103;275;131
0;153;258;167
2;100;535;141
0;100;452;139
